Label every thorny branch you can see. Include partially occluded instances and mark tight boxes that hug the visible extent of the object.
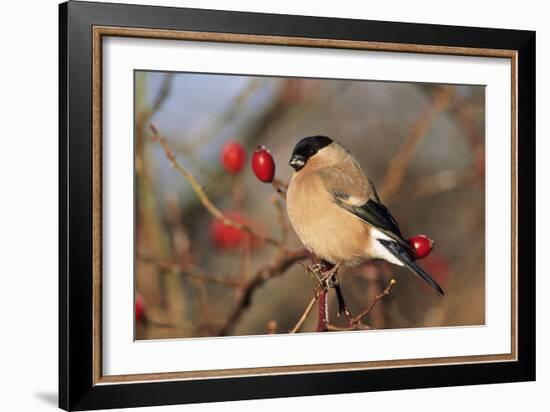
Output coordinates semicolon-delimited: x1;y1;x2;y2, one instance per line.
324;278;397;331
349;278;397;326
150;124;283;248
317;289;329;332
217;248;311;336
290;277;397;333
149;123;312;336
139;248;311;335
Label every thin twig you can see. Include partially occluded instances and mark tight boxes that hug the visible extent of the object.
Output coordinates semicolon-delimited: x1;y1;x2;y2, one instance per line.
217;248;310;336
351;278;397;325
137;252;244;287
271;195;289;246
325;322;370;331
146;317;175;329
182;78;265;153
319;278;397;332
379;86;455;201
271;178;288;200
449;98;485;181
150;74;175;115
389;169;477;204
150;124;282;248
290;294;318;333
239;234;253;281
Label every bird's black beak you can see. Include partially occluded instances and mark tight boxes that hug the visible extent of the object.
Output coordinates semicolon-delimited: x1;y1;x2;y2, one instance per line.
289;155;306;171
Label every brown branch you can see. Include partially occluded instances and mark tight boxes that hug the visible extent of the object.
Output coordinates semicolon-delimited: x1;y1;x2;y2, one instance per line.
289;294;318;333
316;289;329;332
182;78;265;153
150;74;175;115
146;317;175;329
137;252;244;288
379;86;455;201
217;248;311;336
449;98;485;181
143;121;309;335
150;124;282;248
325;322;370;332
271;194;289;246
320;278;397;332
271;178;288;199
351;278;397;325
136;73;174;163
389;169;477;204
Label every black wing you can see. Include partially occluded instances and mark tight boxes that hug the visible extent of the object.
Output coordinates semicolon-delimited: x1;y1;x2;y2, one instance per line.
378;239;444;296
331;191;414;255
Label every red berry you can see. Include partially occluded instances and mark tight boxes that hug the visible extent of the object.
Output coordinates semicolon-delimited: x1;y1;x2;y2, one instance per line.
221;141;246;174
135;294;145;324
408;235;434;260
251;146;275;183
210;211;248;250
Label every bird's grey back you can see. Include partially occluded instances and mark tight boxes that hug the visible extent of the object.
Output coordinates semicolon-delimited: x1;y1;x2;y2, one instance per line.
320;141;381;204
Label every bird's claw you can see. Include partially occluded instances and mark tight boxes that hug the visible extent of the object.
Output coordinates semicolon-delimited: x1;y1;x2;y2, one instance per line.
305;263;326;286
318;262;341;288
325;274;338;288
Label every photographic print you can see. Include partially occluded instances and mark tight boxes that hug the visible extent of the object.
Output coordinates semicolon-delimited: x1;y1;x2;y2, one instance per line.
134;71;486;340
60;3;534;409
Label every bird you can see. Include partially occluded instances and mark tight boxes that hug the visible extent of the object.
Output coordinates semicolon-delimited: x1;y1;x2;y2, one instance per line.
286;135;444;296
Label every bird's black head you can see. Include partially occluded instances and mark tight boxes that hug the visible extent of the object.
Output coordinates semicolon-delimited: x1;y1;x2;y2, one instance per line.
289;136;333;171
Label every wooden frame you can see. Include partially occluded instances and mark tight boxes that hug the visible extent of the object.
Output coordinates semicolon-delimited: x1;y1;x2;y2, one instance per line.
59;1;535;410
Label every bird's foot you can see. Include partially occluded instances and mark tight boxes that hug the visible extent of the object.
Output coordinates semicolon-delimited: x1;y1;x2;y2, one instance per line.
305;260;337;287
319;261;342;287
305;263;326;285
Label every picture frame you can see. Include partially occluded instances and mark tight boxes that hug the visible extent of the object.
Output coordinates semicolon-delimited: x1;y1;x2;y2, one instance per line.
59;1;535;410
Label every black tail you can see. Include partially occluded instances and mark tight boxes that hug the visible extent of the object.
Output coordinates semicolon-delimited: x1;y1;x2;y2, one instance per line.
379;240;444;296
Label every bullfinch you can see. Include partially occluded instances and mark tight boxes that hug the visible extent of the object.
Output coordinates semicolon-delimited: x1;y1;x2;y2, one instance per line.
286;135;444;296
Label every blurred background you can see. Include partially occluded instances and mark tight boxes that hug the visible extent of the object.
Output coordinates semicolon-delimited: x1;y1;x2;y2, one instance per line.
134;71;485;340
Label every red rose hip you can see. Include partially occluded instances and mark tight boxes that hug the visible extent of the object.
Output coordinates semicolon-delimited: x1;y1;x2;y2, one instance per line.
251;146;275;183
210;211;247;250
221;141;246;174
408;235;434;260
135;294;145;324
